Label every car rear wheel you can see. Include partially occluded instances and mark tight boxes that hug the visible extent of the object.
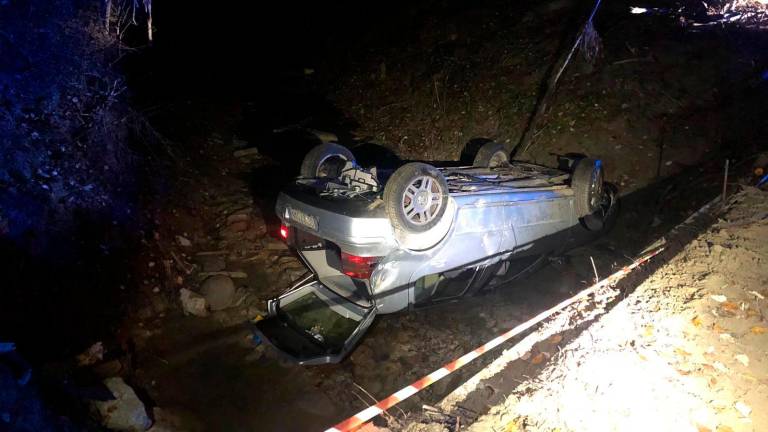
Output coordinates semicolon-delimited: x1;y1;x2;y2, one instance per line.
384;162;449;234
472;141;509;168
571;158;604;218
300;143;355;179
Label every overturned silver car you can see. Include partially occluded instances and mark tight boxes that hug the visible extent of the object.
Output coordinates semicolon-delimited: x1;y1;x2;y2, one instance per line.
256;141;617;365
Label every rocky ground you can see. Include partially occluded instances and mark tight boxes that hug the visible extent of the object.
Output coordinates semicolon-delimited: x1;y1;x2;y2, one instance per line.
95;127;758;432
111;128;597;430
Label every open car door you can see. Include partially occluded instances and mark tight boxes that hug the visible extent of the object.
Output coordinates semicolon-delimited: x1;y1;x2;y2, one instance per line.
255;280;377;365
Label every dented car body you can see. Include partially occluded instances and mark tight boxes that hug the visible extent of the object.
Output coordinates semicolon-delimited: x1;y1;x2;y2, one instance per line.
256;143;616;364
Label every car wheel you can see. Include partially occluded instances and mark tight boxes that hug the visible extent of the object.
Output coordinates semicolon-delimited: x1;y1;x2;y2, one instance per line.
384;162;449;234
472;141;509;168
571;158;604;218
582;183;619;231
299;143;355;178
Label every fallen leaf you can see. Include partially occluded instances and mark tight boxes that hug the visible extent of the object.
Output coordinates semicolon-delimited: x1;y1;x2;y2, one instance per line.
716;426;733;432
712;323;728;333
692;316;703;327
643;325;654;337
710;294;727;303
709;376;718;386
675;347;691;357
750;326;768;334
504;420;519;432
734;354;749;367
742;373;757;382
531;353;546;365
548;334;563;344
696;424;712;432
734;401;751;418
721;301;739;312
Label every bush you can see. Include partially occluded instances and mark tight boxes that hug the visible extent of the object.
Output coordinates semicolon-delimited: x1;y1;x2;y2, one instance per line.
0;0;140;250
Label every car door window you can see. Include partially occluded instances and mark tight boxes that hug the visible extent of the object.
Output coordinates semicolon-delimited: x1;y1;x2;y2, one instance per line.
414;273;441;304
496;253;546;284
414;266;478;305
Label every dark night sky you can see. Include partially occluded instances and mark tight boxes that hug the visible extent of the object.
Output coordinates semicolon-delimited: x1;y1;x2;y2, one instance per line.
131;0;455;98
147;3;378;80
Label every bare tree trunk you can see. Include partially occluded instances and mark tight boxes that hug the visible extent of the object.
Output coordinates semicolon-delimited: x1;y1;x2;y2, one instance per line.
513;0;604;157
105;0;112;33
144;0;152;42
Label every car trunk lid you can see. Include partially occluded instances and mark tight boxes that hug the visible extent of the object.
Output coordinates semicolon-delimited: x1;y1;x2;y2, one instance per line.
255;279;377;365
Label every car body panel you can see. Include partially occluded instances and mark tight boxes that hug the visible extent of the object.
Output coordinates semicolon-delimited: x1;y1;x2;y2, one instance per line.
277;187;396;257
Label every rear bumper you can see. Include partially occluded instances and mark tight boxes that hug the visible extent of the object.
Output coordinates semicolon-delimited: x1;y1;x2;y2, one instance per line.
275;188;397;256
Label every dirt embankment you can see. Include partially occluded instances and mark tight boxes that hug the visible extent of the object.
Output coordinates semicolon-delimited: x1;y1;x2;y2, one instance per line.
460;186;768;432
329;0;765;192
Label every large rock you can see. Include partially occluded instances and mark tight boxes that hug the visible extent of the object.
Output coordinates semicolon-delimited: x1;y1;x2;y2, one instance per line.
199;275;236;311
179;288;209;317
91;377;151;431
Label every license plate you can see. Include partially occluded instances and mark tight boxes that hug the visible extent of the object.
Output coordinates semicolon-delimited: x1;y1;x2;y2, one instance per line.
288;207;318;231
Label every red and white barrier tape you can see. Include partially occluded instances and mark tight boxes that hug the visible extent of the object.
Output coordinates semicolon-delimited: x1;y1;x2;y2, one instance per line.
324;247;665;432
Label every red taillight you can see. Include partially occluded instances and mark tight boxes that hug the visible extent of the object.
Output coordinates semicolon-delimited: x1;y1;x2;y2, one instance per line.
341;252;379;279
279;225;289;240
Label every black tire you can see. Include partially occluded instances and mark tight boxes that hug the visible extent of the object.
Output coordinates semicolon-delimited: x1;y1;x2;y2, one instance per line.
384;162;449;234
472;142;509;168
582;183;619;231
571;158;604;218
299;143;355;178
